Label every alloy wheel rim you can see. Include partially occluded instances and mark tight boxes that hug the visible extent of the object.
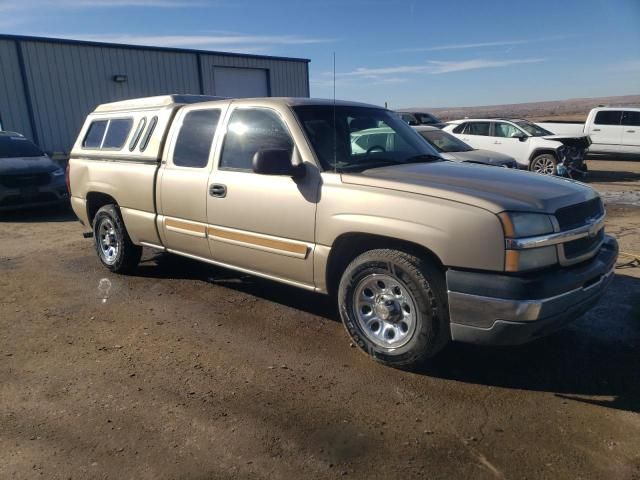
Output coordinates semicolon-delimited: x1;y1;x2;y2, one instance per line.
532;156;556;175
352;273;417;349
98;218;119;265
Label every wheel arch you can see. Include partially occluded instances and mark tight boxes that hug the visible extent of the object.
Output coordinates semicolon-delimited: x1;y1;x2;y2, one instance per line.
528;148;558;164
86;191;119;227
324;232;445;296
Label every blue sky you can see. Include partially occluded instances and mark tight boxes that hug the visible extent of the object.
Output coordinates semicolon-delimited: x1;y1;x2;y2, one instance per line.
1;0;639;108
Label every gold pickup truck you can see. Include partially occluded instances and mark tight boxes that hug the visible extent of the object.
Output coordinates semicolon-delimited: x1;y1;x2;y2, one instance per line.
68;95;618;369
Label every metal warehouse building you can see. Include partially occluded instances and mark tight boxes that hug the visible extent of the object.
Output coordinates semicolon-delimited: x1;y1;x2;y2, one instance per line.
0;34;310;156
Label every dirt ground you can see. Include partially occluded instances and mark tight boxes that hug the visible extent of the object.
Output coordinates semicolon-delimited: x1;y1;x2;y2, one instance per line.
1;159;639;479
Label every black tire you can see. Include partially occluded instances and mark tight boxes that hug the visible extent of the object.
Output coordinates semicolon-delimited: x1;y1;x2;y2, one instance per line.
338;249;450;369
529;153;557;175
93;204;142;274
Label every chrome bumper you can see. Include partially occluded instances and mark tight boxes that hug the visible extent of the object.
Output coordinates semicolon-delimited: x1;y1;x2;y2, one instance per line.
447;236;618;345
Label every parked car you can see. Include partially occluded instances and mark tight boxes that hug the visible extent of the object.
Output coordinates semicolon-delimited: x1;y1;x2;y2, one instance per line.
537;107;640;156
413;126;518;168
68;95;617;369
0;131;69;211
396;111;446;128
443;118;591;174
352;125;517;168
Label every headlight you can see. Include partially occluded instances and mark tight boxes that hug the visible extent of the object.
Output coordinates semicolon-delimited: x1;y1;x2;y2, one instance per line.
51;168;65;177
498;212;554;237
499;212;557;272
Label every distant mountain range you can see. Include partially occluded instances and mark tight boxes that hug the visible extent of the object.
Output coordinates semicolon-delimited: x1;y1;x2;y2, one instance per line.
404;94;640;122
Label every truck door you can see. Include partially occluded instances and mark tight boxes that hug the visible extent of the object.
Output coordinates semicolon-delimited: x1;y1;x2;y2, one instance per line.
206;106;320;287
158;106;223;258
621;111;640;148
588;110;623;148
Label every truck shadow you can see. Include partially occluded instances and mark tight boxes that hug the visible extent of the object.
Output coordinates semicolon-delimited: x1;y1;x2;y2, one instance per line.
587;153;640;162
136;251;338;319
137;252;640;414
422;273;640;414
585;169;640;184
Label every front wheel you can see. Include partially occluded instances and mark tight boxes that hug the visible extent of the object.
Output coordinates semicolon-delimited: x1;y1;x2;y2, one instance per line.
93;204;142;273
529;153;557;175
338;249;450;369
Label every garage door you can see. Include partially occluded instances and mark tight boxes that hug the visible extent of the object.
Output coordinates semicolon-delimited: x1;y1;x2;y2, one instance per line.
213;67;269;98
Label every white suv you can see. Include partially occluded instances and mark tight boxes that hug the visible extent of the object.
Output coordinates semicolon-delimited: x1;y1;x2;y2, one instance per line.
443;118;590;174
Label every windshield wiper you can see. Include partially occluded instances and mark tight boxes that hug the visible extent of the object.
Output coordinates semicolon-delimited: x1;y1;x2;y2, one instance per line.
341;159;403;172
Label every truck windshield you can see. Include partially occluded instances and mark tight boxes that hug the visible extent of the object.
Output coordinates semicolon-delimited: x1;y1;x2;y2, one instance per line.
0;136;44;158
293;105;441;172
514;120;553;137
419;129;473;152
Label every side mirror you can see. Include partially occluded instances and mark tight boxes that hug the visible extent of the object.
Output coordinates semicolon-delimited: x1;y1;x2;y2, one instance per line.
252;149;305;178
511;132;527;141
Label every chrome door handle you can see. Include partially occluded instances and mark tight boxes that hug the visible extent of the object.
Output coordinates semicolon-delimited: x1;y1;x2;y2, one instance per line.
494;141;502;144
592;128;601;132
209;184;227;198
627;130;636;133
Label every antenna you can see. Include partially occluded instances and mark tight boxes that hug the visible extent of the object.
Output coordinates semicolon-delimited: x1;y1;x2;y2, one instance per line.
333;51;337;173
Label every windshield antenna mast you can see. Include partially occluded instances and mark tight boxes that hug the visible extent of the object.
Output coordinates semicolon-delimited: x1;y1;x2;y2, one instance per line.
333;51;337;173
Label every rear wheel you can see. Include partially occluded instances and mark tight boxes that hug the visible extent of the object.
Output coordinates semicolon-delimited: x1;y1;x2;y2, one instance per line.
338;249;450;369
530;153;557;175
93;204;141;273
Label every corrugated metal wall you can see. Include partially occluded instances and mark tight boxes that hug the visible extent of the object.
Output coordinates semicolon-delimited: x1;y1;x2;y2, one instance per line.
0;40;34;139
19;41;201;154
0;36;310;154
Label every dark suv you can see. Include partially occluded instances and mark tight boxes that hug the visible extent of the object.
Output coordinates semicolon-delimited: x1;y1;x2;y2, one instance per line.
0;131;69;211
396;111;446;128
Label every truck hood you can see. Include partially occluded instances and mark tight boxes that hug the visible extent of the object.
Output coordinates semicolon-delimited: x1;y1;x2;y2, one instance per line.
0;156;59;176
341;161;597;213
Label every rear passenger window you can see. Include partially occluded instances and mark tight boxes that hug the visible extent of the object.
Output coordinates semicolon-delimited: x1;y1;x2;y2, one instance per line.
102;119;133;149
83;120;108;148
466;122;490;136
452;123;466;134
129;117;147;151
140;116;158;152
622;111;640;127
220;108;293;171
594;111;622;125
173;109;221;168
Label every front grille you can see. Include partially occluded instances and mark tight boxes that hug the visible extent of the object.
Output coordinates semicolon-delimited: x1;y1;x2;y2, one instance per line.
563;228;604;259
555;197;604;231
0;173;52;188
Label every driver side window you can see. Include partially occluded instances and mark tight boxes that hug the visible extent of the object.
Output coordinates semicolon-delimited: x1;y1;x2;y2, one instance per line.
494;122;521;138
219;108;293;172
